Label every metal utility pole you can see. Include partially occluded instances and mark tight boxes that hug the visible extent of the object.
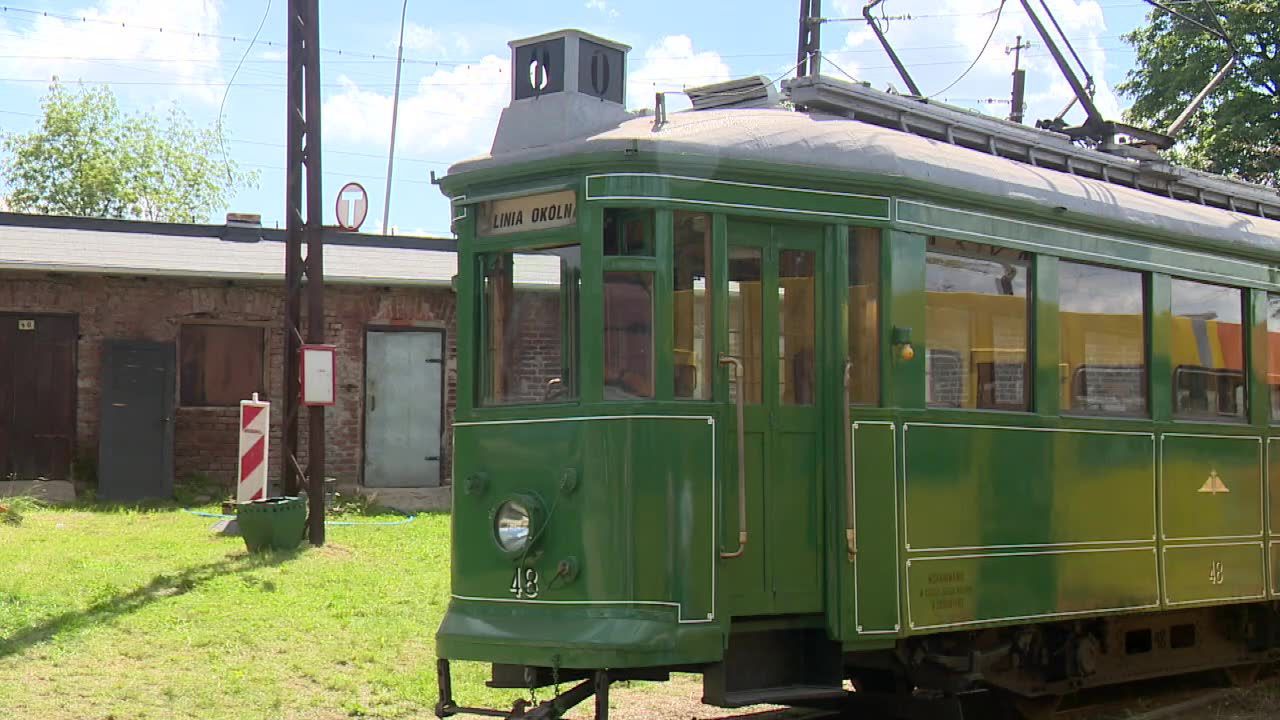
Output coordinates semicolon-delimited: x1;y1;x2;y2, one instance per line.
284;0;327;545
1006;35;1031;124
382;0;409;234
796;0;822;78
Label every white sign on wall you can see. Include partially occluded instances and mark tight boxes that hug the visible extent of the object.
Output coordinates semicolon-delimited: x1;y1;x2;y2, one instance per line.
477;189;576;237
301;344;337;406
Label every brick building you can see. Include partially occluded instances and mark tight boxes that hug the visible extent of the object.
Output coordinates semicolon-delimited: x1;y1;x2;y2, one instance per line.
0;212;459;499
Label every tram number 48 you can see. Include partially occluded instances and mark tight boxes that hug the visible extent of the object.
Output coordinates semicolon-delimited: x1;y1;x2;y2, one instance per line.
510;567;540;599
1208;561;1225;586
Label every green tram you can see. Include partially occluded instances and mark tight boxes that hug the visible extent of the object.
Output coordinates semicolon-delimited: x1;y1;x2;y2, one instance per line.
434;30;1280;719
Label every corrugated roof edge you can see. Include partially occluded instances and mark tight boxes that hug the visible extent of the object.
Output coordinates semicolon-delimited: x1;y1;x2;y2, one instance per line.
0;211;457;253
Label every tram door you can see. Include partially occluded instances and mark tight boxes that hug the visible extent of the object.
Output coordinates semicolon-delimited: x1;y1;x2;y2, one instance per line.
721;220;825;617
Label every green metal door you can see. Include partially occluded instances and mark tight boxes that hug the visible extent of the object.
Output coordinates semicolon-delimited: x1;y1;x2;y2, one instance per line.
721;220;825;617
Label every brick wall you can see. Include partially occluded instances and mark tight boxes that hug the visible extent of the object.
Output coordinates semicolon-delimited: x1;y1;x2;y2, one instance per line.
502;289;566;403
0;271;457;488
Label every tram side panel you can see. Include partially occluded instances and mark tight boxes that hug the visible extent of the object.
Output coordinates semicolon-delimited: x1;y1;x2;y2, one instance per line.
897;423;1160;633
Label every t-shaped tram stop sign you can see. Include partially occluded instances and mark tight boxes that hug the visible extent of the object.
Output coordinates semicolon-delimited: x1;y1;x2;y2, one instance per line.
335;182;368;231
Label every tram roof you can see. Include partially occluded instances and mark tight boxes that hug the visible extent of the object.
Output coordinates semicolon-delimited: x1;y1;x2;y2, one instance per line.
449;107;1280;261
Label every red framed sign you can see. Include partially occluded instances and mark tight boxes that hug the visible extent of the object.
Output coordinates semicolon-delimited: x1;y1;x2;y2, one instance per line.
300;344;337;406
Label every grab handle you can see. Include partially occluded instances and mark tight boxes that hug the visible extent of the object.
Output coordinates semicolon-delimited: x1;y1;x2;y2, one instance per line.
719;354;748;560
844;361;858;561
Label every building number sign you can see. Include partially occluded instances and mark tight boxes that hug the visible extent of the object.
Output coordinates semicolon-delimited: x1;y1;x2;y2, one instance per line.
17;319;35;331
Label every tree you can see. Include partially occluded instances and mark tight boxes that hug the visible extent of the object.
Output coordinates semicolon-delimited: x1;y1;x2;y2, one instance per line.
1118;1;1280;187
1;83;255;222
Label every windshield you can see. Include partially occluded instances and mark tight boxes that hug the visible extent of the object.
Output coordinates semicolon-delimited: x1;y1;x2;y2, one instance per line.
478;244;581;405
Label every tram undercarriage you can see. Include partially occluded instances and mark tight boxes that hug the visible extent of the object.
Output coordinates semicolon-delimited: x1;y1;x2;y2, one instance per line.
436;603;1280;720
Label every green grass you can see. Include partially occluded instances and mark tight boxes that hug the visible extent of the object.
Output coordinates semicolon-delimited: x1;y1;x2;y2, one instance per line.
0;503;523;719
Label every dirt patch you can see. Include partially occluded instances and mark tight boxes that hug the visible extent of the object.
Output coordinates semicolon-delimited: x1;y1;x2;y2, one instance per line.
563;676;783;720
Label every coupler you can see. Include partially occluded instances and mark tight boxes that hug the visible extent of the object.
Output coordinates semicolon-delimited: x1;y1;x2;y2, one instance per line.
435;659;612;720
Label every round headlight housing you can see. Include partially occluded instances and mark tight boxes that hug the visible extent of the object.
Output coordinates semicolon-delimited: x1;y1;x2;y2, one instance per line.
494;498;535;554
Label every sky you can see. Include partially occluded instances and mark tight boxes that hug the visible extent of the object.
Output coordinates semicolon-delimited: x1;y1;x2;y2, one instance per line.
0;0;1160;237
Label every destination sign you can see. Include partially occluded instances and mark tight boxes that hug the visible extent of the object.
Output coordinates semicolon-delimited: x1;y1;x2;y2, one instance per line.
478;189;577;237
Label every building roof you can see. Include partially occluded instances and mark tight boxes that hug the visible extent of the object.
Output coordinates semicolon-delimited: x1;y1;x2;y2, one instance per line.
449;107;1280;261
0;212;460;287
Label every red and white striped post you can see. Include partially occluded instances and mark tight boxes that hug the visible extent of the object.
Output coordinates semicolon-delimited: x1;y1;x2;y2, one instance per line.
238;393;271;503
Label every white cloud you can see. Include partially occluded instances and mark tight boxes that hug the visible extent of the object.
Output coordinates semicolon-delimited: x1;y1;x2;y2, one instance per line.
585;0;620;18
322;55;508;159
402;22;448;55
0;0;224;104
627;35;730;111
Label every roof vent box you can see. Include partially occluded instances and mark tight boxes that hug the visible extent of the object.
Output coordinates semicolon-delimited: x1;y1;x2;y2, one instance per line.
686;76;780;111
491;29;632;155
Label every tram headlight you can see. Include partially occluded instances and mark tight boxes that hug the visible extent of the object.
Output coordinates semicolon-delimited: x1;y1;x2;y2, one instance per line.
494;498;537;554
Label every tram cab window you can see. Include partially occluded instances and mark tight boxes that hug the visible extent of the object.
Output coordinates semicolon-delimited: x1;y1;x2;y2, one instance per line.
673;212;713;399
1269;295;1280;421
604;272;655;399
848;227;880;405
1059;261;1147;416
603;210;654;256
1171;278;1245;420
925;238;1030;411
479;245;581;405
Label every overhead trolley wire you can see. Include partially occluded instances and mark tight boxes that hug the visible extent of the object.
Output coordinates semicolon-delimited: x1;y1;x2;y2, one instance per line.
927;0;1008;98
216;0;271;185
0;5;486;67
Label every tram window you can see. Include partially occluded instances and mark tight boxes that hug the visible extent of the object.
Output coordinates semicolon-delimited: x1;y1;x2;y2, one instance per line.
479;245;581;405
728;246;764;404
925;238;1030;411
779;249;817;405
1269;294;1280;421
603;272;655;400
673;212;713;399
603;209;653;256
1172;278;1245;420
848;227;880;405
1059;262;1147;416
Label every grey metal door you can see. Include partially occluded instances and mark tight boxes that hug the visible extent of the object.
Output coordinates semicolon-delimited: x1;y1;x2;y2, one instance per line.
364;329;443;487
98;340;176;501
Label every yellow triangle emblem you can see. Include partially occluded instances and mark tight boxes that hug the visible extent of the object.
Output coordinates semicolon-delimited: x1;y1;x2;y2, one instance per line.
1198;470;1230;494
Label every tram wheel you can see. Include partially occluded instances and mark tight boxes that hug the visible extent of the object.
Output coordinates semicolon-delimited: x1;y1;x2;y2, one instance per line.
1223;663;1263;688
850;669;909;695
1010;694;1062;720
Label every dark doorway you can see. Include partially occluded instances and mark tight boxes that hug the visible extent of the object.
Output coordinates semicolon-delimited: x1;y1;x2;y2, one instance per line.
98;340;176;501
0;313;77;480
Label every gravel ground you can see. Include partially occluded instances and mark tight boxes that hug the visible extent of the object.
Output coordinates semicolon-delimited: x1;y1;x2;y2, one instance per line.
566;676;787;720
559;674;1280;720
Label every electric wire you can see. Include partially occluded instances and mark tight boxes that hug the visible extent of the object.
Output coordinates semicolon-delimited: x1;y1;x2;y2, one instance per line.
0;4;482;67
1140;0;1230;42
216;0;271;185
1200;0;1236;52
927;0;1008;99
820;52;860;86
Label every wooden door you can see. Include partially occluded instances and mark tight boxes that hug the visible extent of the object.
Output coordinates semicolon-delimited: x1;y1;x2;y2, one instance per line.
0;314;77;480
